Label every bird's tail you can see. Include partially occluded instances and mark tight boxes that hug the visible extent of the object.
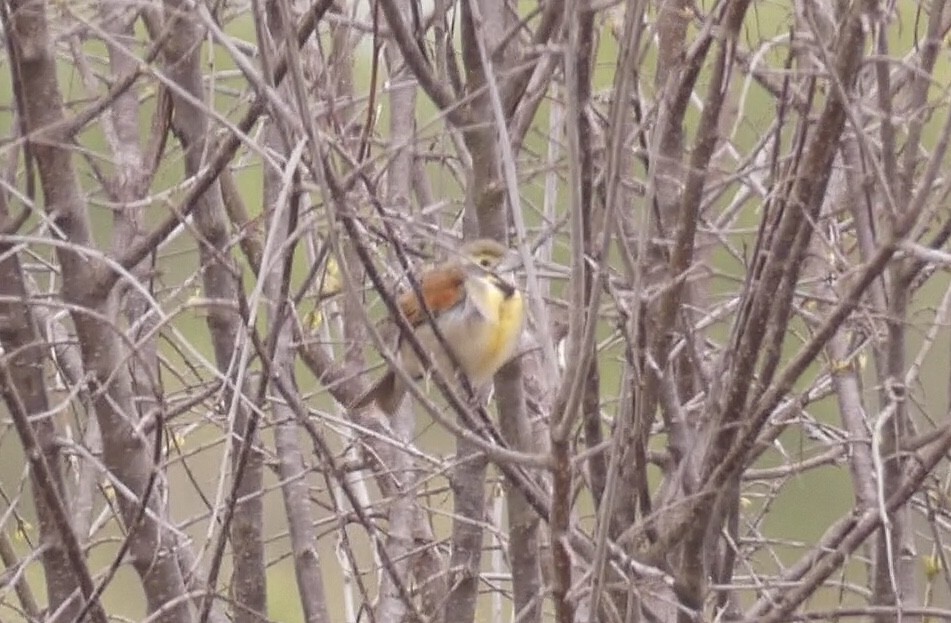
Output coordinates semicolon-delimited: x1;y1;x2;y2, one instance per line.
351;370;406;415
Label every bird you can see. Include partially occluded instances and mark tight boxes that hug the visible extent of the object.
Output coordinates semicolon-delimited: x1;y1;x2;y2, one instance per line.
352;238;525;414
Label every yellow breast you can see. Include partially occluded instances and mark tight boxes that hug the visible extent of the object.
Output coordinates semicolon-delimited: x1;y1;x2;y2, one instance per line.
467;275;524;380
398;273;525;385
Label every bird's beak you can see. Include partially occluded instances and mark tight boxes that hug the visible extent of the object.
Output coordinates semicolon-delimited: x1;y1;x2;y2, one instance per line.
496;249;524;274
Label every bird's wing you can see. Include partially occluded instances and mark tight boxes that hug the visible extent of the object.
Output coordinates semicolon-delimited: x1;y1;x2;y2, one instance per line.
398;265;467;326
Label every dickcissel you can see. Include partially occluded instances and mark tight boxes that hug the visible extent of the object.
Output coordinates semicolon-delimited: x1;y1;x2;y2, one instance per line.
353;238;525;414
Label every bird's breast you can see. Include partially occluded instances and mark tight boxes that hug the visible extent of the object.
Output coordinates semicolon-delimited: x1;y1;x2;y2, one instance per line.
462;276;524;381
399;275;524;384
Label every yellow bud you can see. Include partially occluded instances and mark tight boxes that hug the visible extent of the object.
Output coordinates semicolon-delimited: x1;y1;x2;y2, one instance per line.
306;309;324;331
15;521;33;542
924;554;942;580
320;258;342;297
830;359;851;375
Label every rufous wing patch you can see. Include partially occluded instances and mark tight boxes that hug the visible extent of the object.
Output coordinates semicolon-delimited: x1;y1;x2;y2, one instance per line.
398;266;466;326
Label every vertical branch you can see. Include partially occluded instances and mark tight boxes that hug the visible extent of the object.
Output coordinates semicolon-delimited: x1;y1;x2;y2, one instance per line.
587;0;649;618
821;167;877;510
0;49;80;610
573;0;602;529
444;428;488;623
549;0;596;619
228;374;267;623
157;2;260;619
609;0;692;545
867;5;947;618
0;363;106;623
872;243;917;619
375;0;421;618
97;0;164;423
458;0;546;616
7;3;193;622
0;205;83;621
439;0;522;621
897;0;948;204
257;3;333;623
0;530;41;621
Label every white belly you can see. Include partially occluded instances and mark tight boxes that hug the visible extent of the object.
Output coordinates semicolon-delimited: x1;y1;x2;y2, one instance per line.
398;303;498;385
396;275;523;393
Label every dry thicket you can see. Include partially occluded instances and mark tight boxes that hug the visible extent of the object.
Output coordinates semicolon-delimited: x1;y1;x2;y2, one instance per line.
2;0;951;622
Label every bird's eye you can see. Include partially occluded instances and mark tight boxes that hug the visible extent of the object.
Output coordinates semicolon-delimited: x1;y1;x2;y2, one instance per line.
479;257;491;267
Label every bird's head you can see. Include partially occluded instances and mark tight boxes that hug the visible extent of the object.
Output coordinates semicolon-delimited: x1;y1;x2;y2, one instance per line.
460;238;522;275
